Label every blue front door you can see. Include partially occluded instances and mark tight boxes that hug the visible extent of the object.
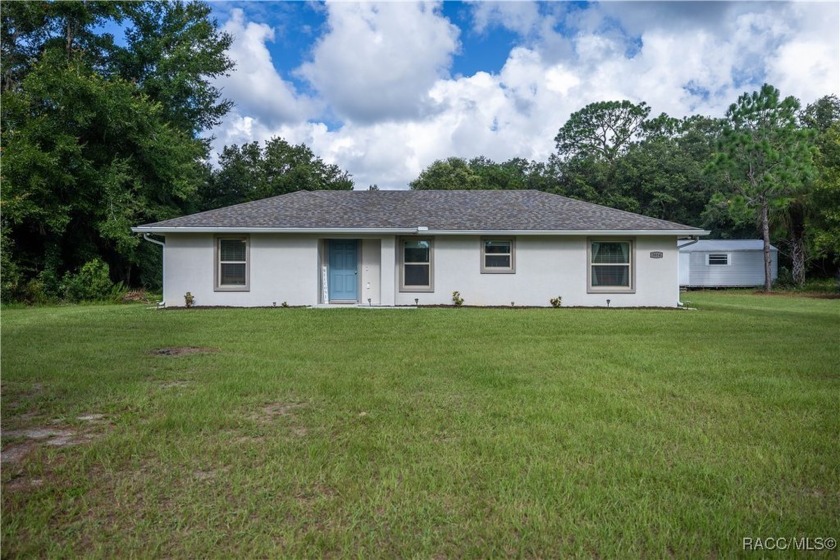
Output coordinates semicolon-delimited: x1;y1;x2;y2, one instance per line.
328;240;358;302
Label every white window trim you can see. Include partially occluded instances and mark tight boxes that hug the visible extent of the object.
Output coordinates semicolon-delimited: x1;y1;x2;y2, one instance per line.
399;237;434;293
215;235;250;292
481;238;516;274
587;238;635;294
707;253;730;266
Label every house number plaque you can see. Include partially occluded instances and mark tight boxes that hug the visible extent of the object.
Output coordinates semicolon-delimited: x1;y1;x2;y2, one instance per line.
649;251;663;259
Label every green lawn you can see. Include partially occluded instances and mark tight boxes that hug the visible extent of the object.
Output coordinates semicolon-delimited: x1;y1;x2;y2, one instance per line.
2;293;839;558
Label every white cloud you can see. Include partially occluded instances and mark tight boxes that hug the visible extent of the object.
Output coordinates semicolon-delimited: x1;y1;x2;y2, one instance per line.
214;8;314;126
297;1;460;123
471;1;542;36
207;2;840;190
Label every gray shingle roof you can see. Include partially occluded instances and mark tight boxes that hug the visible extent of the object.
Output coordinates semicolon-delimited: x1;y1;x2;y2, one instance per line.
135;190;704;232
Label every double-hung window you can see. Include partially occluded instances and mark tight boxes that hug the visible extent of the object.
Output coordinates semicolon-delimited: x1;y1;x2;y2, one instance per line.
400;238;433;291
589;240;633;292
707;253;729;266
216;236;249;291
481;239;515;273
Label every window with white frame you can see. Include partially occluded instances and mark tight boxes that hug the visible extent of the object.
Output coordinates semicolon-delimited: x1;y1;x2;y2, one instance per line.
216;237;249;291
481;239;515;273
589;240;633;292
707;253;729;266
400;238;433;291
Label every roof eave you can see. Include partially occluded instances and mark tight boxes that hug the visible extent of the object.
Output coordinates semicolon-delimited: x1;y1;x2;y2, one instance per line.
133;226;710;236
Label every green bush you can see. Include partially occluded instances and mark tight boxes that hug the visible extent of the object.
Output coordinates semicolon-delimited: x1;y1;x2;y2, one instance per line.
61;259;115;302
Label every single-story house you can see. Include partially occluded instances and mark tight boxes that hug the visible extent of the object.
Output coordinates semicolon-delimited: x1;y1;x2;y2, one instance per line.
132;190;708;308
678;239;778;288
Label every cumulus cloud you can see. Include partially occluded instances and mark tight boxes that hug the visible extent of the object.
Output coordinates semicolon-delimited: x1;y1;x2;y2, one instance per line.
207;1;839;189
214;8;314;126
471;1;542;36
297;1;460;123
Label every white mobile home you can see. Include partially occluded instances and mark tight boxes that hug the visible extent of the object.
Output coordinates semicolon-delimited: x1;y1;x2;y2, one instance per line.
679;240;778;288
134;190;708;308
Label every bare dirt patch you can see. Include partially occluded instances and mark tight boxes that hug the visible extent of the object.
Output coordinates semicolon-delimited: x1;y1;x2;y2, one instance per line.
193;469;221;481
159;380;192;389
149;346;218;357
5;476;44;492
1;440;39;465
2;415;110;466
250;402;310;437
262;402;307;419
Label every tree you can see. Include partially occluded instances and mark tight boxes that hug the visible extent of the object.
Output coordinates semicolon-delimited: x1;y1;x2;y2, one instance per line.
552;100;651;212
410;156;551;191
409;157;483;190
114;1;233;137
803;97;840;275
1;1;233;294
710;84;814;291
554;100;650;163
614;115;724;226
199;138;353;210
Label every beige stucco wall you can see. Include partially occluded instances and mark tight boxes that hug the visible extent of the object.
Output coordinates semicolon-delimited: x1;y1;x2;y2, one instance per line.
392;236;679;307
161;233;680;307
164;234;319;307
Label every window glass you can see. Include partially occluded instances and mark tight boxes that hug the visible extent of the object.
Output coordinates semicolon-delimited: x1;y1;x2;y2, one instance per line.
402;239;432;290
592;242;629;264
220;263;246;285
592;266;629;286
590;241;631;290
482;239;514;272
220;239;246;261
405;240;430;263
485;255;511;268
404;265;430;286
217;237;248;290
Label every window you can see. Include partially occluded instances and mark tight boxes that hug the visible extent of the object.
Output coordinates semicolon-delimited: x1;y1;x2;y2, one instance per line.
400;238;433;292
216;237;249;291
707;253;729;266
481;239;515;273
589;240;633;292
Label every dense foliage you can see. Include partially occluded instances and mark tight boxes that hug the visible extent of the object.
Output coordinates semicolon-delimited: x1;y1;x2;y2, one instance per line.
1;1;231;300
198;138;354;211
0;1;354;302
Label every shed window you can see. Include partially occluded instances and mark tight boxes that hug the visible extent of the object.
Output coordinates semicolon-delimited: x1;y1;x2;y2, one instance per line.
707;253;729;266
589;240;634;293
481;239;515;273
216;237;249;291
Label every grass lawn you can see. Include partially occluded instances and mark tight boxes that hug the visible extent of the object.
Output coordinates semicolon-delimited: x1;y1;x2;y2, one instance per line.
2;292;839;558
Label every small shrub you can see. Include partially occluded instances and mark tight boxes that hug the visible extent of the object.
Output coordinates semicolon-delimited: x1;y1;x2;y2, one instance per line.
62;259;114;302
281;301;289;308
451;291;464;306
110;282;130;302
23;278;51;305
184;292;195;307
550;296;563;308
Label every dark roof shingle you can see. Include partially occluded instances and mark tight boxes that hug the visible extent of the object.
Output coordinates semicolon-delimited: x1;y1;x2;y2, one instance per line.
136;190;703;232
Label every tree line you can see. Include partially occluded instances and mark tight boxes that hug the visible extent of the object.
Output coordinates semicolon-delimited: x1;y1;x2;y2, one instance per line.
411;94;840;289
2;1;837;302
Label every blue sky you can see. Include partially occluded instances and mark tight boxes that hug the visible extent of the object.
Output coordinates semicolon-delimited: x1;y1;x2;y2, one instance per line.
204;1;840;189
